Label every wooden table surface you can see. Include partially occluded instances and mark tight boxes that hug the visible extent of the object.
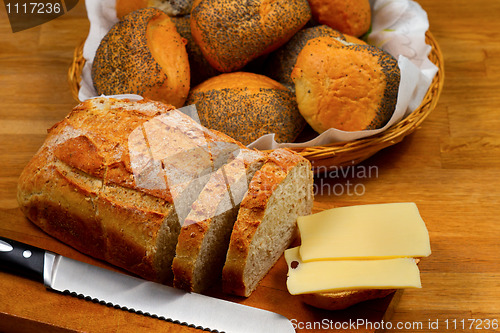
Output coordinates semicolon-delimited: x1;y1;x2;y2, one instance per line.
1;1;499;332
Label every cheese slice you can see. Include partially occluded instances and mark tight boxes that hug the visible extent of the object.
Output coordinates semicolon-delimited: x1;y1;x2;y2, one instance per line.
284;247;422;295
298;203;431;262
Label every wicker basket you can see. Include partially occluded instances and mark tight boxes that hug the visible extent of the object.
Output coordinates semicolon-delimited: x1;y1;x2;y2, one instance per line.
68;32;444;169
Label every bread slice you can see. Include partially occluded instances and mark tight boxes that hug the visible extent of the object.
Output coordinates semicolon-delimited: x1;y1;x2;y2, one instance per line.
222;148;314;297
172;148;267;292
17;97;241;283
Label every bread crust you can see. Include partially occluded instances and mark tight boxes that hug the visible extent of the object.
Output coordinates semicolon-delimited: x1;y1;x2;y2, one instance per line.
291;36;400;133
190;0;311;72
116;0;148;19
266;25;368;90
186;72;306;145
92;8;190;108
307;0;371;37
266;25;349;90
222;149;314;297
170;16;220;86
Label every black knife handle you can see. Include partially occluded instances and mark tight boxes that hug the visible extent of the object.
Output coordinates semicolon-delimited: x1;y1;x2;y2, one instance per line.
0;237;45;282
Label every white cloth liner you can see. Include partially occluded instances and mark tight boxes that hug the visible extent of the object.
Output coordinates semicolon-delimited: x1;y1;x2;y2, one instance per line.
79;0;439;149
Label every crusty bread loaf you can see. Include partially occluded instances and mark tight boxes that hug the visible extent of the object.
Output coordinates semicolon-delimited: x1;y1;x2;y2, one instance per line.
172;149;267;293
307;0;371;37
186;72;307;145
190;0;312;72
222;149;314;297
116;0;194;19
92;8;190;108
17;97;242;283
291;36;400;133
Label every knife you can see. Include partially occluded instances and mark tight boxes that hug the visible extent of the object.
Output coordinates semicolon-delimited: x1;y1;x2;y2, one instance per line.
0;237;295;333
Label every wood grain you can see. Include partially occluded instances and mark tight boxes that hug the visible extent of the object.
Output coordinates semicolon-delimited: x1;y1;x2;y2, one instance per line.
0;0;499;332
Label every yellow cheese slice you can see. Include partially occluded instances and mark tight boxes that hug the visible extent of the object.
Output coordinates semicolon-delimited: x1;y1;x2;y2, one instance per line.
298;203;431;262
284;247;422;295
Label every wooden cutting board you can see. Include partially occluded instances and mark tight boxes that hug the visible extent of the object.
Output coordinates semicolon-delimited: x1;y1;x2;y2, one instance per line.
0;205;401;333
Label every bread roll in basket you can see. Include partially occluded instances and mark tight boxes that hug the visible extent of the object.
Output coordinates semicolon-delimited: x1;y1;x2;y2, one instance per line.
68;1;444;169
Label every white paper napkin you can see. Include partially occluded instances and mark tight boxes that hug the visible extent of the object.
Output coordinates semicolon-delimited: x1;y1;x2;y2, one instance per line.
79;0;118;102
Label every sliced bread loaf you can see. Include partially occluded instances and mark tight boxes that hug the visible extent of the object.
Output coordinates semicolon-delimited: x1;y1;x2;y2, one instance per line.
17;97;242;283
172;148;267;292
222;148;314;297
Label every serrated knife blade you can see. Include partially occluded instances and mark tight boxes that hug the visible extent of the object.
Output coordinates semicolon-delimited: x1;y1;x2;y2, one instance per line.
0;237;295;333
